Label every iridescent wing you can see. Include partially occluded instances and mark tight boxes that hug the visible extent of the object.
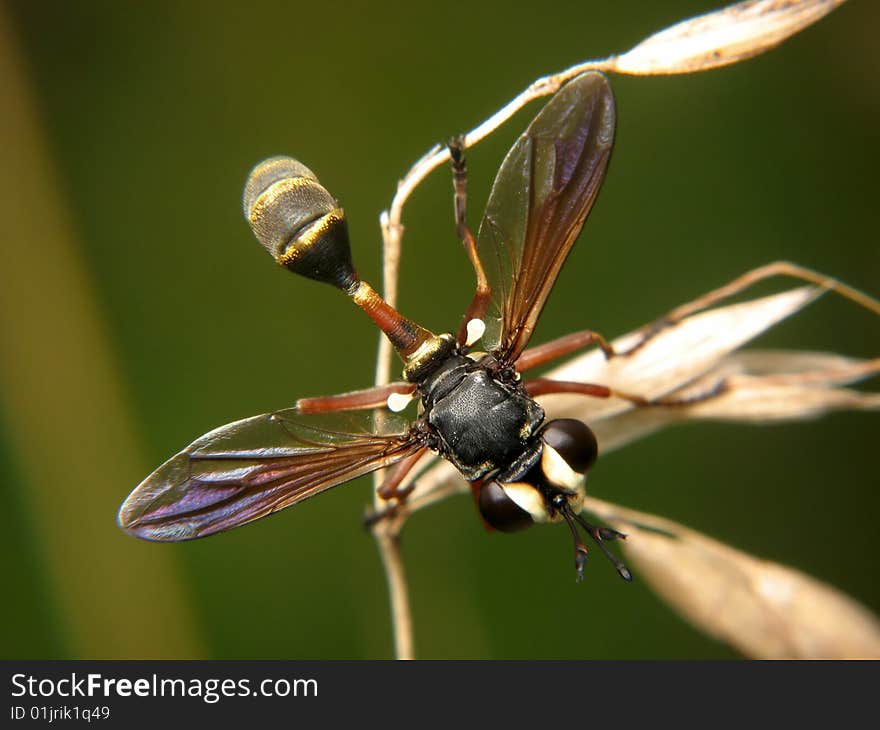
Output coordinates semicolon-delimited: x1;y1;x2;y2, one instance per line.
118;407;420;541
476;71;615;362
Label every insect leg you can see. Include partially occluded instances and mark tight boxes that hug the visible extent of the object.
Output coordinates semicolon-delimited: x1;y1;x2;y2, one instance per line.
363;447;429;526
449;135;470;244
525;379;612;399
448;136;492;345
524;378;728;407
515;329;616;371
376;446;427;501
296;382;416;414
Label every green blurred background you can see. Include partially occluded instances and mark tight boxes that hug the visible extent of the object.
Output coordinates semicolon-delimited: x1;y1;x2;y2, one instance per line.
1;0;877;659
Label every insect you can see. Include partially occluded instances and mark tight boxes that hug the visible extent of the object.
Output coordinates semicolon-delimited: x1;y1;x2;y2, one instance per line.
118;71;636;581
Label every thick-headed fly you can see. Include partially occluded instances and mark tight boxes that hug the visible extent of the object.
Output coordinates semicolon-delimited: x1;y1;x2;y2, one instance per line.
118;71;633;581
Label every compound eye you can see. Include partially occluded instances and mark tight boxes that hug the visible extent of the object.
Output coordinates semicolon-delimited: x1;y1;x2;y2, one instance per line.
541;419;598;475
477;482;535;533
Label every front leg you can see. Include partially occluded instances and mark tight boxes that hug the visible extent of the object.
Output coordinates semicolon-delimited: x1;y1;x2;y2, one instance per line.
363;447;428;527
448;136;492;347
524;377;728;407
515;329;617;372
296;382;416;414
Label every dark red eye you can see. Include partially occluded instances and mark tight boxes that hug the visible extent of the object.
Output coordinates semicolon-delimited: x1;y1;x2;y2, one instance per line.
541;419;598;474
477;482;534;533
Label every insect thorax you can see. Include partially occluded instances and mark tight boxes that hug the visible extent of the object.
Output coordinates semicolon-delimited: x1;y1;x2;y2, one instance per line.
420;354;545;481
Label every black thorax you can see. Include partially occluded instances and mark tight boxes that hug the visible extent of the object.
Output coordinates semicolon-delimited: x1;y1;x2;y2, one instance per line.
417;351;544;481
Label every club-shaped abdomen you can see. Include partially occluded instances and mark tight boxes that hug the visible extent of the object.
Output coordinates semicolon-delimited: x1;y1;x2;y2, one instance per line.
243;156;357;292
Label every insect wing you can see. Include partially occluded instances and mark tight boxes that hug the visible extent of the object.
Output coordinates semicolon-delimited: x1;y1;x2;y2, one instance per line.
476;71;615;361
118;407;419;541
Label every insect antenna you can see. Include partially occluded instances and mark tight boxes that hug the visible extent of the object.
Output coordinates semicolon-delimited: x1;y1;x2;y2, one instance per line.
556;496;632;582
560;506;590;582
571;509;633;582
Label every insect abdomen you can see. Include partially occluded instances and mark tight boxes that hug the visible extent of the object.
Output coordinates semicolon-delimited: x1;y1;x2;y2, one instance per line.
243;156;357;291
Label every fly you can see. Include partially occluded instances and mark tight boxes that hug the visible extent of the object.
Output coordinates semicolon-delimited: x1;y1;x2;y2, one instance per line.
118;71;636;582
